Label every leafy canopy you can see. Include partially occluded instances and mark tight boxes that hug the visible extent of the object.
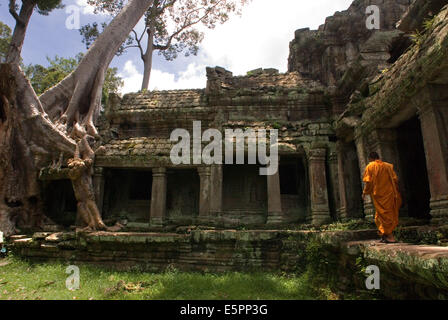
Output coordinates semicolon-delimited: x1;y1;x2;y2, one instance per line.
23;54;123;105
0;21;12;62
80;0;249;61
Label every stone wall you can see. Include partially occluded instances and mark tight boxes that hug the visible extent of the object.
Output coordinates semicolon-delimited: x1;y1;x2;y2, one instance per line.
9;227;448;299
288;0;411;88
335;2;448;222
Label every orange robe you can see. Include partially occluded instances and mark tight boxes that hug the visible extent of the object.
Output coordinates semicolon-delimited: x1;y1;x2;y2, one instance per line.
363;160;402;236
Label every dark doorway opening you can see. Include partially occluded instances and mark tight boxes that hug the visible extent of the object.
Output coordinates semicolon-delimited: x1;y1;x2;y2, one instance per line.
340;142;364;219
129;171;153;200
103;169;152;223
166;169;200;223
397;117;431;219
279;157;308;223
222;164;267;225
42;180;77;227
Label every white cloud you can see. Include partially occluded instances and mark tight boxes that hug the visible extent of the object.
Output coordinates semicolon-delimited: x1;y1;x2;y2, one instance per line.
119;60;143;94
198;0;354;75
119;60;206;93
75;0;97;15
118;0;355;91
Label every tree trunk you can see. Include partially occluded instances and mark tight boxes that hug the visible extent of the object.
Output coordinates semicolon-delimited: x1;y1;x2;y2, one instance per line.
0;0;155;236
141;22;155;91
40;0;155;136
6;0;35;64
0;64;76;236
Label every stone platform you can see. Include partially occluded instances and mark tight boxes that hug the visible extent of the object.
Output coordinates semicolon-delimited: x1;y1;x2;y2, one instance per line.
7;227;448;299
9;229;377;272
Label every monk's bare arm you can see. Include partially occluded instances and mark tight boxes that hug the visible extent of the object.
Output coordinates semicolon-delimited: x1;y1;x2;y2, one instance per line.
362;164;374;199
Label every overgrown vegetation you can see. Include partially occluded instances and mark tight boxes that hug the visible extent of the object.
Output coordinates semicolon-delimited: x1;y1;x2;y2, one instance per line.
0;255;343;300
23;54;123;105
0;21;11;63
319;219;376;231
411;16;437;48
301;239;382;300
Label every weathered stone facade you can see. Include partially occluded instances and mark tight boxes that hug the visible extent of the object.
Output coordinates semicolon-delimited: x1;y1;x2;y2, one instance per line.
39;0;448;231
9;2;448;294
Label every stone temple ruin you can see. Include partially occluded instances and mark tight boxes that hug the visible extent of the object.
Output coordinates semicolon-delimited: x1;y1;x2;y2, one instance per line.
10;0;448;298
40;0;448;229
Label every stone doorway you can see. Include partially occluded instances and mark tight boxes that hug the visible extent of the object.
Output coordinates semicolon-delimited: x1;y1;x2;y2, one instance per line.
42;179;77;227
340;141;364;219
102;169;152;223
166;169;200;224
279;156;308;223
397;116;431;220
222;164;267;225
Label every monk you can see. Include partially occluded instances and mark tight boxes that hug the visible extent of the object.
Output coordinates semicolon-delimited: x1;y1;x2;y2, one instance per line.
362;152;402;243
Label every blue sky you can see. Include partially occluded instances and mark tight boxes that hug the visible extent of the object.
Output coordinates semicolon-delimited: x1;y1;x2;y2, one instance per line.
0;0;354;93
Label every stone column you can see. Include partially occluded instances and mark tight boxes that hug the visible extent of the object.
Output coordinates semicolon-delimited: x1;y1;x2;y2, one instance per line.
327;149;341;220
197;166;211;224
336;142;348;221
267;168;283;225
354;133;375;220
209;164;223;220
92;167;105;216
418;103;448;221
369;129;408;217
150;168;167;227
308;148;331;226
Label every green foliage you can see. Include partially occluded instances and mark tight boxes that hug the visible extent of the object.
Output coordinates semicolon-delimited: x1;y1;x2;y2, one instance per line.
35;0;64;15
83;0;248;60
79;22;133;56
302;239;381;300
0;21;11;63
411;16;437;48
81;0;249;88
103;67;124;105
320;219;376;231
0;256;328;300
23;54;123;104
23;55;79;95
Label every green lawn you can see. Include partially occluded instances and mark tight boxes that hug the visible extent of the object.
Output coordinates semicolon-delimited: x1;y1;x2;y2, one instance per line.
0;256;336;300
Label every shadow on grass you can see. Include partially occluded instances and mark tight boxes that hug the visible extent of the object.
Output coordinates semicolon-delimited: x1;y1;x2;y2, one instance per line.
0;257;326;300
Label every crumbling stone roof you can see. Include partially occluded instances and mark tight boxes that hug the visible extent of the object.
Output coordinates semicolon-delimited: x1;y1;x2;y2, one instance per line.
99;138;174;157
112;89;207;112
219;72;317;90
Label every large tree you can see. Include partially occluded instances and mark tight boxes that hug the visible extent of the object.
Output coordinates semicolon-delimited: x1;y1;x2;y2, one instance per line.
0;0;155;236
81;0;249;90
23;54;123;104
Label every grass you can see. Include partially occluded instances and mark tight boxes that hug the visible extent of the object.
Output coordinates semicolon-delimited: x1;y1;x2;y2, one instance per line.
0;256;337;300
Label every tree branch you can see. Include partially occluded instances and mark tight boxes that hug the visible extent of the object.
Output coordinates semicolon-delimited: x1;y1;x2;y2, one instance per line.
9;0;24;26
153;1;223;51
158;0;177;15
131;29;145;59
